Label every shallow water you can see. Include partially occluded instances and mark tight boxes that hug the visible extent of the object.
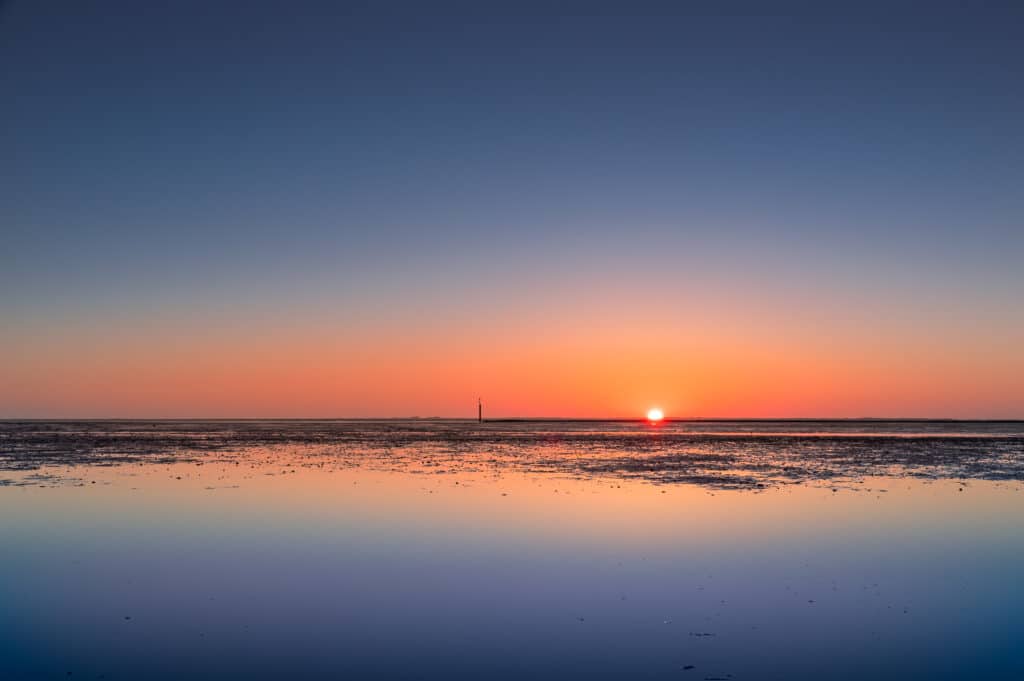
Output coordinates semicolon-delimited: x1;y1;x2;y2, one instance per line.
2;420;1023;680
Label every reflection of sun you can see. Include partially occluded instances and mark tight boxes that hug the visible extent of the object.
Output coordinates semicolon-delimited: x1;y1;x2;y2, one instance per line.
646;408;664;422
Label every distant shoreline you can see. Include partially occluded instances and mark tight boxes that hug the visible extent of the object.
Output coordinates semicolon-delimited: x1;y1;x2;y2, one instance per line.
2;417;1023;424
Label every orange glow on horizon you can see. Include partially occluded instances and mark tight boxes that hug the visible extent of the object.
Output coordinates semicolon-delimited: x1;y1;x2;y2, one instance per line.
3;295;1022;419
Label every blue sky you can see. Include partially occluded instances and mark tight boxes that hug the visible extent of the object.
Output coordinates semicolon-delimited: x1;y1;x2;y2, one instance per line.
2;1;1022;417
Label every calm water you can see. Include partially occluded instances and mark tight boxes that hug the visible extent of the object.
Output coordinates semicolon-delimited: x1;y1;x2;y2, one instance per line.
2;420;1023;680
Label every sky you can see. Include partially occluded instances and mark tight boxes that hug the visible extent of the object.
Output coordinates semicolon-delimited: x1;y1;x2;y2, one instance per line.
2;1;1022;419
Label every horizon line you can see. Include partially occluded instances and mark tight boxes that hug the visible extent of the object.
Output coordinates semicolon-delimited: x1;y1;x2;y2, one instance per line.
2;416;1022;423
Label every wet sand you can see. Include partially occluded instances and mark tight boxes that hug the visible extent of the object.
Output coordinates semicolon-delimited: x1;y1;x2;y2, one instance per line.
3;419;1023;490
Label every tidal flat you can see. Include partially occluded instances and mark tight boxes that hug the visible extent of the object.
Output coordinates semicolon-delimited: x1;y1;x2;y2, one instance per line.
2;420;1022;680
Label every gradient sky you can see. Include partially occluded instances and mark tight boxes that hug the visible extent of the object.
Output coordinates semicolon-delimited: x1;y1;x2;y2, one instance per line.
2;1;1022;418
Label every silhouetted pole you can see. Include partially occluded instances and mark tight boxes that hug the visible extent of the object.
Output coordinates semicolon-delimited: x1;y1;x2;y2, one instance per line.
478;397;482;423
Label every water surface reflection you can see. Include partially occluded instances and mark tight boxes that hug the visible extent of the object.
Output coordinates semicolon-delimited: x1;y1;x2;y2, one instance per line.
1;421;1022;679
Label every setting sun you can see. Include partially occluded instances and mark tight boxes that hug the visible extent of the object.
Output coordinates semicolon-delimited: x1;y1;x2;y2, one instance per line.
646;408;664;422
